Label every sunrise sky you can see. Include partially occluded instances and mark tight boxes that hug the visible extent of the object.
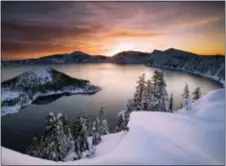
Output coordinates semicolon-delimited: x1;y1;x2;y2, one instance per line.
1;1;225;60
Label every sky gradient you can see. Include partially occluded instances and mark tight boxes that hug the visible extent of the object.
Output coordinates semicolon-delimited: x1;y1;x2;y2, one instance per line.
1;1;225;60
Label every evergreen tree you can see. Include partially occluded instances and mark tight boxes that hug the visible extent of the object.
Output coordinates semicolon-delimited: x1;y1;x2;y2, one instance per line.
122;110;130;131
72;112;89;159
149;71;169;112
25;135;43;158
133;73;146;110
26;112;73;161
57;114;75;156
114;108;131;132
114;111;124;132
91;116;101;146
126;99;134;112
182;83;192;110
145;79;153;111
192;87;201;101
169;93;173;111
115;98;134;132
99;108;109;136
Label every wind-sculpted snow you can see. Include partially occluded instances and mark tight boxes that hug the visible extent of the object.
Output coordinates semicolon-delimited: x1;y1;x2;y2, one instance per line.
1;89;224;165
1;67;100;116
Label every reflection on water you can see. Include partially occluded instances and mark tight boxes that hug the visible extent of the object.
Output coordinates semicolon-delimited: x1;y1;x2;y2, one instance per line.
1;63;222;153
32;94;67;105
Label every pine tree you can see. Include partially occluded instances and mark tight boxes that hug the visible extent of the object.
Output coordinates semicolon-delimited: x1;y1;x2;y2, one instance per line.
182;83;192;111
91;116;101;146
145;79;153;111
114;109;131;132
126;99;134;112
169;93;173;112
114;111;124;132
149;71;169;112
72;112;89;159
99;108;109;136
133;73;146;110
26;135;43;158
57;114;74;158
122;110;130;131
26;112;73;161
192;87;201;101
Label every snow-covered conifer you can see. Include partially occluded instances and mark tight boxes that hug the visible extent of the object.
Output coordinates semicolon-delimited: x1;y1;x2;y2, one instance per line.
133;73;146;110
91;116;101;146
114;111;124;132
145;79;153;111
192;87;201;101
26;112;73;161
114;109;130;132
150;71;169;112
72;112;89;159
169;93;173;111
182;83;192;111
126;99;134;112
99;108;109;136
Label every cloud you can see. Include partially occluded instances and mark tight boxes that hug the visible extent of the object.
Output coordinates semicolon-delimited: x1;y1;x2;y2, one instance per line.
170;16;223;31
1;21;108;59
1;21;106;42
1;1;225;60
109;31;166;38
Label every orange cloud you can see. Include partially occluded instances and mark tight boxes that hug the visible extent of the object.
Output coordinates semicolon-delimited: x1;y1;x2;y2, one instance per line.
109;31;166;38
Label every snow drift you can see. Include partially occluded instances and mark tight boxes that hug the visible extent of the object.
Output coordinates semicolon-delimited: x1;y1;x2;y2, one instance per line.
1;89;225;165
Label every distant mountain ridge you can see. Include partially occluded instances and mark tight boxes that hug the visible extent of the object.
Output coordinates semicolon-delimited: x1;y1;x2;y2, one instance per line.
147;48;225;84
2;48;225;84
2;48;224;65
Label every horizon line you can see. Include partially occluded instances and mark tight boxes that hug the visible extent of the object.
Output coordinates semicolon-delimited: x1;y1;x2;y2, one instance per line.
2;47;225;61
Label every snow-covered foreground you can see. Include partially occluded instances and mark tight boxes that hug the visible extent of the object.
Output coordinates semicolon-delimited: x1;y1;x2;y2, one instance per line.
2;89;225;165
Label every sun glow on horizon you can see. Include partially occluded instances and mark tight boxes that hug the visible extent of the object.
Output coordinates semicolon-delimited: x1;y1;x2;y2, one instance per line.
105;40;153;56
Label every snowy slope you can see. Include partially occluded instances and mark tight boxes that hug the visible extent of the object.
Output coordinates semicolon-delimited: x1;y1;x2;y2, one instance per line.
1;89;225;165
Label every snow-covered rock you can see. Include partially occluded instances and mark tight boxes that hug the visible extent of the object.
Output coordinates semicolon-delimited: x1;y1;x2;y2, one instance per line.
1;88;224;165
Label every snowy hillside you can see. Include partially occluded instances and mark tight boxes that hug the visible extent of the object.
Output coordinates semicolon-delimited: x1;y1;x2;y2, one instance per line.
2;88;225;165
1;67;100;116
147;48;225;85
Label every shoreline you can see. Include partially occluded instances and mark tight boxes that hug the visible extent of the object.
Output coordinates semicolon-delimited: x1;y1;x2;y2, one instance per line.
1;86;101;116
146;64;224;87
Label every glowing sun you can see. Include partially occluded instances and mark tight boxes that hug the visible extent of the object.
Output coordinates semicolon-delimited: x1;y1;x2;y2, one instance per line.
106;42;136;56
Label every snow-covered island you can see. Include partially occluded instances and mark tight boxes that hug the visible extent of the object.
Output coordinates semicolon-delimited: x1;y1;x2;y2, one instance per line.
2;88;225;165
1;67;101;116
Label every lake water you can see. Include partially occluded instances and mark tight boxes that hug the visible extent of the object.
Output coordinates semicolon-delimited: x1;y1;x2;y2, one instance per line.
1;63;222;153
